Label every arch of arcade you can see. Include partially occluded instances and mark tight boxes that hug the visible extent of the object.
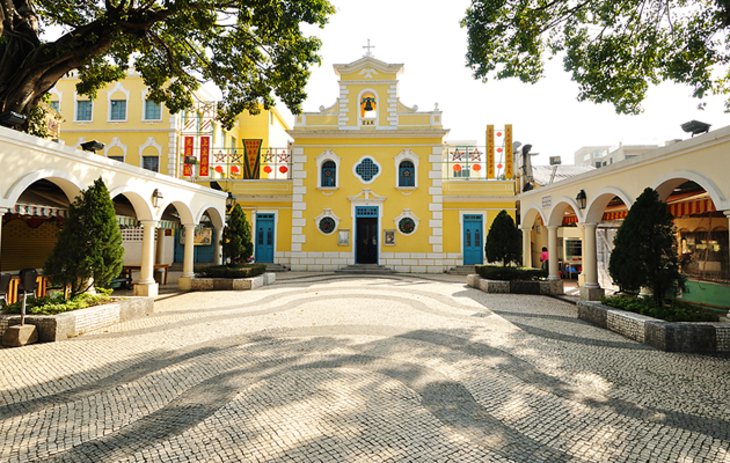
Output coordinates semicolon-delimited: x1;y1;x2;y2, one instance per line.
519;126;730;302
0;126;226;297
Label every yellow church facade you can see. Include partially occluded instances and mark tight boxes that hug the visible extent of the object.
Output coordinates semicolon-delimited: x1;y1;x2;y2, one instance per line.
247;55;516;272
50;58;517;272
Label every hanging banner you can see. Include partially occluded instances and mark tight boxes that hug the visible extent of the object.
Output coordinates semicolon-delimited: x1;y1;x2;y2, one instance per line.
504;124;513;179
183;136;194;177
199;136;210;177
243;139;262;179
486;125;495;179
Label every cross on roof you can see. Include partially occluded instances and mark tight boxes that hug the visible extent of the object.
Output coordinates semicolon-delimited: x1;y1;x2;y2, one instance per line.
362;39;375;57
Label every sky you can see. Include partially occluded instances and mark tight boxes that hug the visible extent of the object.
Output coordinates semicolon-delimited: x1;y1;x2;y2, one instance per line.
288;0;729;166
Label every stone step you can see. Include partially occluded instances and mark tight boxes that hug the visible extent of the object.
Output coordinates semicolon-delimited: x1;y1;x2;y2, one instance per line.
264;263;290;272
335;264;396;274
446;265;475;275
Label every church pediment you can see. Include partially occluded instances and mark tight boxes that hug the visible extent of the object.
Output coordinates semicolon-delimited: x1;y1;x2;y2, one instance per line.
348;189;387;203
334;56;403;80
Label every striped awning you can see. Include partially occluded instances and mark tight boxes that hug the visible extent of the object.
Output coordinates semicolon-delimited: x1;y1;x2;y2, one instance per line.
116;216;179;229
667;198;716;217
560;197;718;225
13;203;67;218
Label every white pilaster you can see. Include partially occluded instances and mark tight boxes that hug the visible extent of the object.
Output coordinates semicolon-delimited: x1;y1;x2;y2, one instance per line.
214;227;223;265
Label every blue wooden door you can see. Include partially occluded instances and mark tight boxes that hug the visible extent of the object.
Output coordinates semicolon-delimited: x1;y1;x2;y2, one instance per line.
463;214;484;265
255;214;275;263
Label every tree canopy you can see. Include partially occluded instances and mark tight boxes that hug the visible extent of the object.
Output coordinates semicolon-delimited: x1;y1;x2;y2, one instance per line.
463;0;730;114
0;0;334;131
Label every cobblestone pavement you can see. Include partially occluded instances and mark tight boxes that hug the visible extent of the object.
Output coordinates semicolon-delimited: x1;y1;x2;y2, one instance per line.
1;274;729;462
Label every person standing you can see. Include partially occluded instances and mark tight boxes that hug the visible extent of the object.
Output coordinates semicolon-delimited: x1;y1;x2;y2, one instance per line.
540;246;549;271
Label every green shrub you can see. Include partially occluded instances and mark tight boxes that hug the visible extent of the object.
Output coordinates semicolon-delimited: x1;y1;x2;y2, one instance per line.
196;264;266;279
44;178;124;298
476;265;546;281
222;204;253;264
2;290;113;316
602;295;717;322
609;187;682;305
485;210;521;266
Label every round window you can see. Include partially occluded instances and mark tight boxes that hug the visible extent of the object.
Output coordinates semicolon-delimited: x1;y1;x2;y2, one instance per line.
398;217;416;234
319;216;336;234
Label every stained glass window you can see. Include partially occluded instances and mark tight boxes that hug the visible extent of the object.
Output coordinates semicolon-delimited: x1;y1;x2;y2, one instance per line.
321;160;336;187
355;158;380;182
398;217;416;234
399;160;415;187
319;217;336;234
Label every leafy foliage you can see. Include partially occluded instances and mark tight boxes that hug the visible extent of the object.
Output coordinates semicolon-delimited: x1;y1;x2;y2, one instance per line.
476;265;545;281
196;264;266;279
608;187;682;305
44;179;124;298
0;0;334;131
485;210;521;266
463;1;730;114
222;204;253;264
2;290;112;316
602;295;717;322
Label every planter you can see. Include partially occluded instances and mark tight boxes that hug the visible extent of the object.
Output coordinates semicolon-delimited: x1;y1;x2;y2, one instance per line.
578;301;730;354
0;296;154;343
467;274;563;296
182;272;276;291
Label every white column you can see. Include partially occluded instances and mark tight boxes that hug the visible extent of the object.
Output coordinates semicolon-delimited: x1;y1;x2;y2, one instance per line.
214;227;223;265
547;225;559;280
182;224;195;278
155;228;165;264
577;223;586;287
580;222;605;300
520;227;532;268
725;211;730;319
134;220;159;297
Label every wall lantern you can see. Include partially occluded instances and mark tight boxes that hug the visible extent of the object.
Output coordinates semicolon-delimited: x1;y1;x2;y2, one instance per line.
576;189;587;210
152;188;164;208
0;110;28;129
80;140;105;153
226;191;237;213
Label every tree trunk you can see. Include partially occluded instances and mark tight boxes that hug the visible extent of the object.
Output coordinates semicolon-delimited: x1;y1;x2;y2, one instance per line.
0;1;170;131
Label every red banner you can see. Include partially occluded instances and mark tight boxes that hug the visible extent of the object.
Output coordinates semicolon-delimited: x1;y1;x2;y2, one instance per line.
183;136;194;177
504;124;513;179
243;139;262;179
199;136;210;177
486;125;495;179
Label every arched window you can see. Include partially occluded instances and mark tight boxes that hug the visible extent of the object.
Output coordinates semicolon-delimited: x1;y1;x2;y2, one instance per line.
321;160;336;187
398;160;415;187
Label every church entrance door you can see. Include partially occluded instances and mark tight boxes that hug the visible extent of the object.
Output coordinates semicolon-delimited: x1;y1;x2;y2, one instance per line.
355;206;378;264
463;214;484;265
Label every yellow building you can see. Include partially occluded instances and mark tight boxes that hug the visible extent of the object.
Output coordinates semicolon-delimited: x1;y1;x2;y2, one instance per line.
51;72;291;266
51;72;291;178
232;55;516;272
